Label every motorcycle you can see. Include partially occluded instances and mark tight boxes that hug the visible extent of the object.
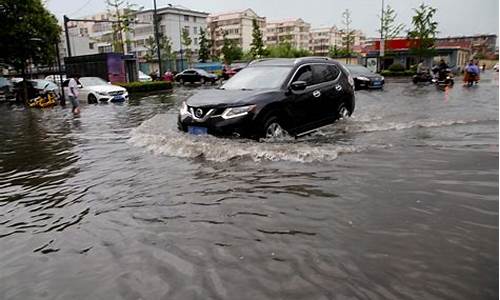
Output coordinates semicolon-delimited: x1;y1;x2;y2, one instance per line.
431;68;454;86
412;72;433;84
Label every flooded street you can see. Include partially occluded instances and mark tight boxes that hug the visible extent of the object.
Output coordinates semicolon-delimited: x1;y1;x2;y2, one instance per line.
0;73;498;299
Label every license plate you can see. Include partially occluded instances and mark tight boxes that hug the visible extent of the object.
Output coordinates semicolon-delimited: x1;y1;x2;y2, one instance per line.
188;126;208;135
372;81;381;86
111;96;125;102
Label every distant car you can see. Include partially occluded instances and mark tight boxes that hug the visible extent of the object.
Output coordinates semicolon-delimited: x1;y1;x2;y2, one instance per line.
346;64;384;90
31;79;59;93
44;74;67;84
178;57;355;139
175;69;218;85
493;63;499;72
0;77;14;101
64;77;128;104
138;70;152;82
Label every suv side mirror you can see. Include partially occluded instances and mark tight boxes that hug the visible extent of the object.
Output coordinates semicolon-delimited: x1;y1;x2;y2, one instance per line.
290;81;307;91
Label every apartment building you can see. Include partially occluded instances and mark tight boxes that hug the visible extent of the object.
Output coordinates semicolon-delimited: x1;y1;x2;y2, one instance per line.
309;26;342;56
131;5;208;61
207;8;266;54
65;5;208;61
266;18;311;50
309;26;366;55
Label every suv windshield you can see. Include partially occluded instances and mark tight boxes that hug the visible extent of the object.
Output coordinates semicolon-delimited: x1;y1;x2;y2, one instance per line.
80;77;108;86
221;66;292;90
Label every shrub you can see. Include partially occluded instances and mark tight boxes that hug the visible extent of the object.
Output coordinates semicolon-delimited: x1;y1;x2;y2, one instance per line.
116;81;173;93
388;63;405;72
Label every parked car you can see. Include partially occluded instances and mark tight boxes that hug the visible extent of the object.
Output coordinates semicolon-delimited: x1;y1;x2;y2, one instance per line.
0;77;14;101
31;79;59;93
346;64;384;90
178;57;355;139
138;70;152;82
175;69;218;85
44;74;67;84
13;79;58;102
63;77;128;104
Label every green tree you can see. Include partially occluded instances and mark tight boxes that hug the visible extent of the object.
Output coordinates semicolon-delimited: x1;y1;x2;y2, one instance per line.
181;28;193;67
407;3;438;59
341;9;355;61
198;28;210;62
266;41;311;58
221;34;243;64
378;5;405;40
0;0;60;100
249;18;266;58
106;0;138;53
143;36;157;63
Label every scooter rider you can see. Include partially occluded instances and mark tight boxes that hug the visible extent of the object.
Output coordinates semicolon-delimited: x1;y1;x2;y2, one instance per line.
437;59;449;81
464;59;480;84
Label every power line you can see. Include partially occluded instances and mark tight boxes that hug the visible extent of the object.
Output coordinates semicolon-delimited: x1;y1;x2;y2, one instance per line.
68;0;94;17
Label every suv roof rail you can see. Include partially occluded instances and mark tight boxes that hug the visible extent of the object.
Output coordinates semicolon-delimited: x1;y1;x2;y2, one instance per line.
294;56;333;64
248;58;287;65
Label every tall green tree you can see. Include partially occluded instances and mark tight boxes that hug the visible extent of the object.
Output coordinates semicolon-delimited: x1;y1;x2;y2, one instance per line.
198;28;210;62
266;41;312;58
221;33;243;64
0;0;60;101
407;3;438;59
378;4;405;40
106;0;138;53
341;9;355;61
181;28;193;67
249;18;266;58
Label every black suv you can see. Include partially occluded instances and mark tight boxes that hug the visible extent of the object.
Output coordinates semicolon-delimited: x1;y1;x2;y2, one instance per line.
178;57;355;139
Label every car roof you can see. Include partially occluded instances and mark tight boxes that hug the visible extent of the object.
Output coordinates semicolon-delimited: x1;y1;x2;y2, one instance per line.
249;57;338;67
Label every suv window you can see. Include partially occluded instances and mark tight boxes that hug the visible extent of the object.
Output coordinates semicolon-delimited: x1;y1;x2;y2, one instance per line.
312;64;340;84
292;65;313;85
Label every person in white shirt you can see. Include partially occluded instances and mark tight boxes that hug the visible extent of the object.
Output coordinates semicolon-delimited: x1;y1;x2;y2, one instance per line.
67;74;80;114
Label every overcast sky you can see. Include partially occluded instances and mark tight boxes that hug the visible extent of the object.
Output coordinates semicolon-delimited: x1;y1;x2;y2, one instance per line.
46;0;498;38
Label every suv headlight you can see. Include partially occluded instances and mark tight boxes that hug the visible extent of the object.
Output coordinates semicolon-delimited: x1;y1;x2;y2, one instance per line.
180;101;189;116
357;76;370;81
221;105;256;119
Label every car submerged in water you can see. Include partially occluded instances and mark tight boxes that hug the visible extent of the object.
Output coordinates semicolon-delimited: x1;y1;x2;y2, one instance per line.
178;57;355;139
345;64;384;90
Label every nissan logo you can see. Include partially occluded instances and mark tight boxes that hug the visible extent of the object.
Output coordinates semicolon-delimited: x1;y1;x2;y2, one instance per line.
194;108;203;118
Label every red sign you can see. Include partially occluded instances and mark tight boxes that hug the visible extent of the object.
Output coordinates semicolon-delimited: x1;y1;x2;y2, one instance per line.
374;39;420;50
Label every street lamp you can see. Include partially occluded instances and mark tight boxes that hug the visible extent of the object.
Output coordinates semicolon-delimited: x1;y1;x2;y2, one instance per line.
153;0;163;76
379;0;385;72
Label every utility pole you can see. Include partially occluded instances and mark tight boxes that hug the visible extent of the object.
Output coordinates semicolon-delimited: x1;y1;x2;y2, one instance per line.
178;14;184;71
153;0;162;76
379;0;385;72
63;15;72;57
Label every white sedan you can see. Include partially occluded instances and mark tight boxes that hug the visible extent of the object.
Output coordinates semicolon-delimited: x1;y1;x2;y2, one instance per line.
65;77;129;104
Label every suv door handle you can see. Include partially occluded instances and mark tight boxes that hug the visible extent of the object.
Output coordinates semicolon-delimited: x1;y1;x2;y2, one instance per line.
312;90;321;98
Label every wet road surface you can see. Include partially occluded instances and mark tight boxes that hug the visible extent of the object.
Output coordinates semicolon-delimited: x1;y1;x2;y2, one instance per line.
0;72;498;299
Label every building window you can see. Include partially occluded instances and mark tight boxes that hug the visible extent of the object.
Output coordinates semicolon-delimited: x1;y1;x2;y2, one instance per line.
89;42;94;49
193;27;197;34
193;38;198;45
193;16;196;22
184;15;189;21
183;26;190;35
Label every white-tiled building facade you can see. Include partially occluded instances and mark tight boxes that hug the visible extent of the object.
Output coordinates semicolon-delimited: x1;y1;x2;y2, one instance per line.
207;9;266;54
266;18;311;50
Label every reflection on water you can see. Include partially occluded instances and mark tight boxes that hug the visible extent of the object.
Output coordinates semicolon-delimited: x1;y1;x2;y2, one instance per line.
0;75;498;299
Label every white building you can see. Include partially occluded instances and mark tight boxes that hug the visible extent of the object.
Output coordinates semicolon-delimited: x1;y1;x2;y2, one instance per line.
131;5;208;61
309;26;366;55
309;26;343;56
266;18;310;50
208;8;266;55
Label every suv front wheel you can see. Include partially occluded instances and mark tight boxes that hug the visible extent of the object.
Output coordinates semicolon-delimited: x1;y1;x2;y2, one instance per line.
262;116;288;139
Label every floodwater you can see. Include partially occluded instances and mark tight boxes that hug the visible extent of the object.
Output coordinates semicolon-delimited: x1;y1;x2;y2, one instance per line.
0;73;498;300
